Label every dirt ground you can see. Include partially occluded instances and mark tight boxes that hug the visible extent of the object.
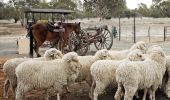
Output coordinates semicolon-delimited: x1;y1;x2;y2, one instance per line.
0;18;170;100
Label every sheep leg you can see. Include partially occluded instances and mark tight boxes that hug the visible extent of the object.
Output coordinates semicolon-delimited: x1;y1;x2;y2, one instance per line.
124;85;137;100
11;78;17;97
115;83;124;100
66;86;70;93
57;93;60;100
16;83;31;100
148;89;153;100
152;90;156;100
134;91;140;98
89;80;96;99
4;79;10;99
93;82;106;100
45;90;49;100
142;88;148;100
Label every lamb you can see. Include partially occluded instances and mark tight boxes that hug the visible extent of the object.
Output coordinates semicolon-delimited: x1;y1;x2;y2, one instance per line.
75;49;112;87
109;41;146;60
90;49;145;100
3;48;62;99
115;45;166;100
15;52;81;100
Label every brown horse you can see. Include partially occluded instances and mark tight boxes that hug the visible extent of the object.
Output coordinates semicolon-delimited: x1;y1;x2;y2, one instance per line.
30;22;80;57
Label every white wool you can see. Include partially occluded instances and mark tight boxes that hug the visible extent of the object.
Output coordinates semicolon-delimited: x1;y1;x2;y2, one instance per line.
90;49;145;100
3;48;62;98
75;49;111;86
115;46;166;100
15;52;81;100
109;41;146;60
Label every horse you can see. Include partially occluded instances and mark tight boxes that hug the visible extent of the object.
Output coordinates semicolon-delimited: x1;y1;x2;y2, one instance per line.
29;22;81;57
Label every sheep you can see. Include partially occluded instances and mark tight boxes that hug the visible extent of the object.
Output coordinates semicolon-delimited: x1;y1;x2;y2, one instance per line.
15;52;81;100
3;48;62;99
162;55;170;98
115;45;166;100
75;49;111;87
90;49;145;100
109;41;146;60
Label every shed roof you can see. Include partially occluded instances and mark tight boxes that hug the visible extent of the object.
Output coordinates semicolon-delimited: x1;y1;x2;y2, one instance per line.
24;8;74;14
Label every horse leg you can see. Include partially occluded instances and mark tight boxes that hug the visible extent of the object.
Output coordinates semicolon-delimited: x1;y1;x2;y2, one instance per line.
34;41;42;57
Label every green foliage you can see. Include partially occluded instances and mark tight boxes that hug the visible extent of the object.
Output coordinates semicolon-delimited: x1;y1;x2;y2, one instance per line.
137;3;151;17
1;0;170;21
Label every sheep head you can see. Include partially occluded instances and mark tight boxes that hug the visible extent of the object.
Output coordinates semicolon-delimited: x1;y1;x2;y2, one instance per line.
130;41;146;54
44;48;63;60
63;52;82;83
147;45;166;64
95;49;112;60
127;49;145;61
63;52;81;72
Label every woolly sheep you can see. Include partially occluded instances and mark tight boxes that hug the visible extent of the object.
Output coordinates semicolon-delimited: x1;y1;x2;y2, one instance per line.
90;49;145;100
15;52;81;100
109;41;146;60
115;45;166;100
3;48;62;99
162;55;170;98
75;49;112;87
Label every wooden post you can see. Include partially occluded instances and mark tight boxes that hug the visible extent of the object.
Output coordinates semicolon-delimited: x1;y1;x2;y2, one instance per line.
40;13;42;20
133;10;136;43
52;13;54;22
164;26;166;41
148;26;151;42
29;27;33;58
28;12;33;58
119;16;121;41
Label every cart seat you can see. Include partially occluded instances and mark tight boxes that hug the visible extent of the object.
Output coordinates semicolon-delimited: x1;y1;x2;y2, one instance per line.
47;23;65;33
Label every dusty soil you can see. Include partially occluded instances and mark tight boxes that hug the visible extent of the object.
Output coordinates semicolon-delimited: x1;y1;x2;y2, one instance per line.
0;19;170;100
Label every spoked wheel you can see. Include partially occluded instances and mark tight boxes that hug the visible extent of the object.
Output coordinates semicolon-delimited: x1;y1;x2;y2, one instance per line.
94;29;113;50
69;30;88;56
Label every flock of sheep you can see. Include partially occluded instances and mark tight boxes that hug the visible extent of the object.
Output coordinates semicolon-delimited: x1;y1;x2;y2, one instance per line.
2;41;170;100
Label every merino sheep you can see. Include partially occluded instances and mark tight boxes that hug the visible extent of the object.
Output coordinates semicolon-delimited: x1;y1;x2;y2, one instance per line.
15;52;81;100
115;45;166;100
75;49;111;87
3;48;62;99
109;41;146;60
163;55;170;98
90;49;145;100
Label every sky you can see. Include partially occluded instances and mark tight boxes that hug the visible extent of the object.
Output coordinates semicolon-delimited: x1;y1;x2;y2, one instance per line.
3;0;153;9
126;0;153;9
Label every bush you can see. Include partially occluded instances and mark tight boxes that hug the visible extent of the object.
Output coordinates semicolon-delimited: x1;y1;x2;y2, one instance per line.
105;16;111;20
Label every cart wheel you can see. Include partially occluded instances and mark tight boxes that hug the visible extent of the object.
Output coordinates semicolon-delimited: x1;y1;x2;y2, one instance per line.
94;29;113;50
69;30;88;56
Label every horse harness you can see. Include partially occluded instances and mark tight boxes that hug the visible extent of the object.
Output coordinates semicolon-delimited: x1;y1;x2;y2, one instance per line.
47;23;65;33
47;22;65;41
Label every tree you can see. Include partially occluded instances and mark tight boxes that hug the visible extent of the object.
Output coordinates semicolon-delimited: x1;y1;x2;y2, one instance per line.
137;3;151;17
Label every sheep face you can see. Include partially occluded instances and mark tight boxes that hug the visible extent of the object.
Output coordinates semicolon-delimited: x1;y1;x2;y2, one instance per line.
130;41;146;54
95;49;112;60
136;41;146;54
128;49;145;61
44;48;63;60
68;60;82;82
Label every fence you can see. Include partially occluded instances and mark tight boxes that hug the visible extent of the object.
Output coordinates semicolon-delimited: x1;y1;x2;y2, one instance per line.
117;17;169;43
164;26;170;41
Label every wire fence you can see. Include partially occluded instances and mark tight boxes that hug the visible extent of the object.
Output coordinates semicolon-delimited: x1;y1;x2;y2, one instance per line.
117;17;170;43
